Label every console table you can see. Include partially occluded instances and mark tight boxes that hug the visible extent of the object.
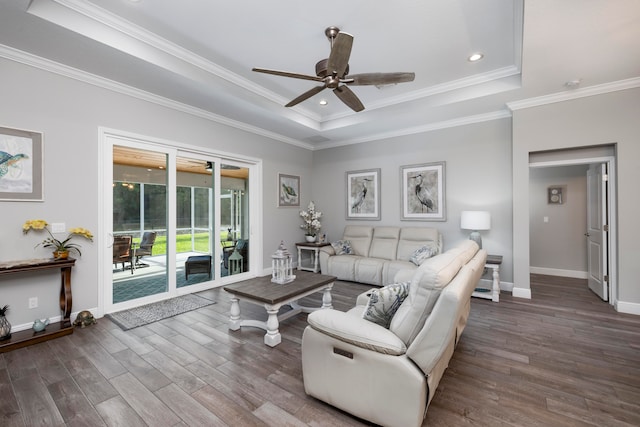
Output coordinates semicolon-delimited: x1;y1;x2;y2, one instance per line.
0;257;76;353
472;254;502;302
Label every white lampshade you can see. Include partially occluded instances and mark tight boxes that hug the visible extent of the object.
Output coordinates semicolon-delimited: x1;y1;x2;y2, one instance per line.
460;211;491;249
460;211;491;231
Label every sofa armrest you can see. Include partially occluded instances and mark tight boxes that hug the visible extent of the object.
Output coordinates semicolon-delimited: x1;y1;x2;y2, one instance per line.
307;309;407;355
318;245;335;274
320;245;335;256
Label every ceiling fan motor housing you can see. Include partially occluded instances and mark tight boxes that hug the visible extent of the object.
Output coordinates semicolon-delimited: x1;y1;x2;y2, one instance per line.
315;58;349;79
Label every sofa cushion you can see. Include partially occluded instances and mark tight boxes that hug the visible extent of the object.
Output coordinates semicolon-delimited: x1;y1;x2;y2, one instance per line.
331;239;353;255
307;308;407;355
355;257;384;285
410;242;439;266
368;227;400;260
396;227;442;262
362;281;410;328
342;225;374;256
326;255;359;282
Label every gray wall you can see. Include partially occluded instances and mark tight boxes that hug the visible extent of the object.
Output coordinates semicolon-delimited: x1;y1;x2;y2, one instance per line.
0;57;312;326
513;87;640;312
529;165;588;275
312;118;514;284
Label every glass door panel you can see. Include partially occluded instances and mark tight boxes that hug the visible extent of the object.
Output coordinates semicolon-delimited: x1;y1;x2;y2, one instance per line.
112;146;168;304
221;163;249;277
176;155;214;287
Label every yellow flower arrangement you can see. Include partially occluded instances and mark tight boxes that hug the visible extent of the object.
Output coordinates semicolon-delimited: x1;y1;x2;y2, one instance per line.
23;219;93;257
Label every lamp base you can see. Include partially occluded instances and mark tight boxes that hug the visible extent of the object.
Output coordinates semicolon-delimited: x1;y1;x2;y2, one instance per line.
468;231;482;249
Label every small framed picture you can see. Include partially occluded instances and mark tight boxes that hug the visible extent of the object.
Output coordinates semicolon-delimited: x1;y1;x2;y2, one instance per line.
346;168;381;220
277;173;300;207
400;161;446;221
548;186;563;204
0;126;44;202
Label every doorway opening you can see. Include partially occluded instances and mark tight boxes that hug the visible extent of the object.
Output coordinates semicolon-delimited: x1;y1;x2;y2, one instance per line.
528;147;617;306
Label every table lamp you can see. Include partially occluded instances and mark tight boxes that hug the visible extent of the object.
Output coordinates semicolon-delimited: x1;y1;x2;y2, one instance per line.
460;211;491;249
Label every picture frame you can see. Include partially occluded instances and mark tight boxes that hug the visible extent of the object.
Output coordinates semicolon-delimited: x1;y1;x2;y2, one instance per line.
548;186;564;204
400;161;446;221
346;168;381;220
0;126;43;202
277;173;300;207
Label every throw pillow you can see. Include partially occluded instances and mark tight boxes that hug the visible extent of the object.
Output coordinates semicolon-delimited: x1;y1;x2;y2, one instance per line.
362;282;410;328
331;239;353;255
410;243;439;266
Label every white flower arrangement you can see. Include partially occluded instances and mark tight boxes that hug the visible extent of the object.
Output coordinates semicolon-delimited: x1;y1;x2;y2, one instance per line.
299;201;322;236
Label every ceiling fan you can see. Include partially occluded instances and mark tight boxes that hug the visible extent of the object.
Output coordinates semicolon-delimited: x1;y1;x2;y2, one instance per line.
252;26;415;112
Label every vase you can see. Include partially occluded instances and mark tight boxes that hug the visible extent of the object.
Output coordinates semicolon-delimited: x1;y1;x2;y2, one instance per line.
0;316;11;341
53;250;69;260
305;235;317;243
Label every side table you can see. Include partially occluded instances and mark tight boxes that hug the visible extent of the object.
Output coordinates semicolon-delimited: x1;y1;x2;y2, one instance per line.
295;242;330;273
472;254;502;302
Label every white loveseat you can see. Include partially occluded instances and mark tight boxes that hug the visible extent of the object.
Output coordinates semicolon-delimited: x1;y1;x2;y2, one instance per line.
302;240;487;427
319;225;443;286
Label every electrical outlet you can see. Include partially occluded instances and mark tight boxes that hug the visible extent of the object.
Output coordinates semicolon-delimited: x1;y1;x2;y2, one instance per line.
51;223;65;233
29;297;38;309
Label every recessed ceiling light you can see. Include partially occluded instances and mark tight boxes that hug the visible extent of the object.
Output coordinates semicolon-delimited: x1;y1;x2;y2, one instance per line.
319;99;328;106
468;53;484;62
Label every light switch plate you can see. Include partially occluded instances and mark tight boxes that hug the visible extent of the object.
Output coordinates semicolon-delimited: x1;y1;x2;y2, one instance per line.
51;222;65;233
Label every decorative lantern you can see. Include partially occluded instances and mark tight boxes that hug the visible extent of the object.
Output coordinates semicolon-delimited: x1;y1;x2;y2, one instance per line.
229;249;244;275
271;241;295;284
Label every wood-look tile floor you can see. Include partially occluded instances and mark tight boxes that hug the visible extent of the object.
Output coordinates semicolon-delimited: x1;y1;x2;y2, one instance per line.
1;274;639;426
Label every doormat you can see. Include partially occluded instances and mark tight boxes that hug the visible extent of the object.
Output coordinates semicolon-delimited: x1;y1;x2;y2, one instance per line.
106;294;215;330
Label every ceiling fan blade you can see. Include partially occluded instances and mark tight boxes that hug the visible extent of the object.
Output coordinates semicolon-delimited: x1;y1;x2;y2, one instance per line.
252;68;323;82
327;32;353;77
333;85;365;112
285;85;327;107
346;72;416;86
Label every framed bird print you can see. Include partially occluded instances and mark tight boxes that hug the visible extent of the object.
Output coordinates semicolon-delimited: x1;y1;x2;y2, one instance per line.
0;126;43;202
277;173;300;207
400;162;446;221
346;168;380;220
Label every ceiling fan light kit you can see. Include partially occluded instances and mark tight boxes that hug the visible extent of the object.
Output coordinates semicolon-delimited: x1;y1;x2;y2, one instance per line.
252;27;415;112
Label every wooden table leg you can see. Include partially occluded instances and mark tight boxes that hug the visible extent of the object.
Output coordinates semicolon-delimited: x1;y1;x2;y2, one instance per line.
59;266;73;327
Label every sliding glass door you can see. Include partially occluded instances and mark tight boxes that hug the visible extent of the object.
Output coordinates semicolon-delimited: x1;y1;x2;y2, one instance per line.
101;129;258;315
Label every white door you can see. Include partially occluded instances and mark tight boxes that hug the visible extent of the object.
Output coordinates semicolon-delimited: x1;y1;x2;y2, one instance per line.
586;163;608;301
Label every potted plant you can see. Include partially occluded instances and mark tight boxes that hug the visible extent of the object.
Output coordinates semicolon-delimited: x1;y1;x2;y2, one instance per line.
300;201;322;242
23;219;93;259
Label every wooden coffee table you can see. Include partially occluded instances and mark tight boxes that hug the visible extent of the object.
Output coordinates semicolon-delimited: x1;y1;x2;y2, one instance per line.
223;270;336;347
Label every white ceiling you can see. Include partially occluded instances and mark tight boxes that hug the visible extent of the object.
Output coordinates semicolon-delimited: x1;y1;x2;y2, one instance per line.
1;0;639;150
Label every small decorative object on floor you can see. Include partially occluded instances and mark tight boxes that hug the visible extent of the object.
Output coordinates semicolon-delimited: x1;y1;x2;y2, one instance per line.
0;305;11;341
300;201;322;242
32;318;49;332
73;310;97;328
271;241;295;284
23;219;93;258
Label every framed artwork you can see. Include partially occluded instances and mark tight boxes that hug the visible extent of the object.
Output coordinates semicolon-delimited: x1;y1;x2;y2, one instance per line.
401;161;446;221
346;168;380;220
277;173;300;207
548;186;564;204
0;126;43;202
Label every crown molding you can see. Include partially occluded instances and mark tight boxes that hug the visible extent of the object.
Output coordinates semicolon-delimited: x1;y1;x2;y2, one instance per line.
507;77;640;111
0;44;312;150
315;110;512;150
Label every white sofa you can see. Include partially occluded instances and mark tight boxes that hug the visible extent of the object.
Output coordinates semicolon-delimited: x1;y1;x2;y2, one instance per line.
319;225;443;286
302;240;487;427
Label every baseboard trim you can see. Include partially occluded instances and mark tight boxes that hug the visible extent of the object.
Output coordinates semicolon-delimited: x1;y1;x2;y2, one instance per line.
512;286;532;299
615;300;640;315
529;267;588;279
